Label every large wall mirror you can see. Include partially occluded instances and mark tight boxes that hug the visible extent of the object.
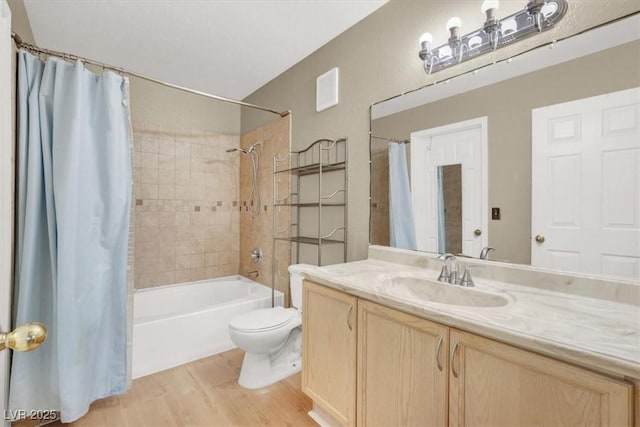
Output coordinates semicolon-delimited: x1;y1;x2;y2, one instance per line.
370;15;640;281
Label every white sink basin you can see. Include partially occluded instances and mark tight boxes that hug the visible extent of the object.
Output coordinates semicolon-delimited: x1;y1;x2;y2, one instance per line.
383;275;509;307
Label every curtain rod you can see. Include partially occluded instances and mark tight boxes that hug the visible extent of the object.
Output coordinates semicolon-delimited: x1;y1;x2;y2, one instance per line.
370;134;410;144
10;32;291;118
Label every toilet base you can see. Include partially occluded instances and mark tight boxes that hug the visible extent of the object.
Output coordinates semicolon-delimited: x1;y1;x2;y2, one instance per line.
237;329;302;389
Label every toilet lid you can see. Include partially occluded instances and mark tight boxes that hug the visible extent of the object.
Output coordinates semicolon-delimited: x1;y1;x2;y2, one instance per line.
229;307;293;332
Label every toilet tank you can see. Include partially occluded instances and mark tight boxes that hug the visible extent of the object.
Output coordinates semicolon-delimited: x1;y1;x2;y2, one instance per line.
288;264;308;310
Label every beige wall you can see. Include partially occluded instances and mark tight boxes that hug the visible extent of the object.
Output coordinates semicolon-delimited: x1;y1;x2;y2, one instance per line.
372;41;640;264
242;0;640;262
129;77;240;135
8;0;33;44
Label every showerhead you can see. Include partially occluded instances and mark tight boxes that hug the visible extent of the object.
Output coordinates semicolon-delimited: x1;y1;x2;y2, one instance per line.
246;140;263;153
226;141;262;155
226;147;249;154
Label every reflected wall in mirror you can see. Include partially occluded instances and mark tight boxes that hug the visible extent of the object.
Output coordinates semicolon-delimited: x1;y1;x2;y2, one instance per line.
370;15;640;280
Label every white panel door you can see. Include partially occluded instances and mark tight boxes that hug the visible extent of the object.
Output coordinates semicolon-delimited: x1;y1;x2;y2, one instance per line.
411;117;488;256
532;87;640;279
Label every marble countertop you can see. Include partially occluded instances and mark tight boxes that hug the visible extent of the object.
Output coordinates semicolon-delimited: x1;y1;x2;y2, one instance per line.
297;256;640;380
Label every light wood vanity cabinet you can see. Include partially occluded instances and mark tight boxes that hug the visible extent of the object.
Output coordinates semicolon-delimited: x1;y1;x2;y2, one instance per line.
302;281;634;427
449;329;633;426
357;300;449;427
302;281;358;427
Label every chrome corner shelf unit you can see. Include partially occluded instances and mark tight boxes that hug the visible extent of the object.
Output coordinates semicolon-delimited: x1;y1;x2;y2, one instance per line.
272;138;348;269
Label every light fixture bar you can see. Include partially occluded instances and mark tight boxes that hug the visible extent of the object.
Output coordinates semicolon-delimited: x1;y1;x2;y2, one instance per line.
419;0;568;74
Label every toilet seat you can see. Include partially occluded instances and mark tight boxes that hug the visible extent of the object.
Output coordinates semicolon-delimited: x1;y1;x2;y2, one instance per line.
229;307;294;333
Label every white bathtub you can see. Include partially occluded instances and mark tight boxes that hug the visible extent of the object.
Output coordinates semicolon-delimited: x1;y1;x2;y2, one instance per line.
132;275;283;379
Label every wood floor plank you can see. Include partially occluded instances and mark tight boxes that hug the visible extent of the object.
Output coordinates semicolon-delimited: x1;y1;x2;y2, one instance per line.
44;349;314;427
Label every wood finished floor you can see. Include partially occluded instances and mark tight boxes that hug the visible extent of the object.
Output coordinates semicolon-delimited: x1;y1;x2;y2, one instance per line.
49;349;315;427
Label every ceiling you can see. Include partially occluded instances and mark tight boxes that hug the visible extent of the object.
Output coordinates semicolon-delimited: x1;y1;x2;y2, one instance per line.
24;0;387;100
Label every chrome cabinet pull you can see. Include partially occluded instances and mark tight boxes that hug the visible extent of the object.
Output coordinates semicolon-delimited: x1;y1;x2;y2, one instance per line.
347;305;353;331
451;341;460;378
435;335;443;371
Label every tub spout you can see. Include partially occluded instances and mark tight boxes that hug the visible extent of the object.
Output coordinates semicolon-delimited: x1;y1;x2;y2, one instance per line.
246;270;259;279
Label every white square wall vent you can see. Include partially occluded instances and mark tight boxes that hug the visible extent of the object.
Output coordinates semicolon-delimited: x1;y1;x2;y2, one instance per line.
316;67;339;112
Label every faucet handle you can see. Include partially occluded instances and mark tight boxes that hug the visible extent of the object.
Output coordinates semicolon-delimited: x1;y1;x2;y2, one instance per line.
437;264;450;283
459;268;475;287
459;265;485;287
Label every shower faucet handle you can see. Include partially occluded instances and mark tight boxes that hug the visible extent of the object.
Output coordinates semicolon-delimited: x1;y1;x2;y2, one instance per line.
250;248;263;264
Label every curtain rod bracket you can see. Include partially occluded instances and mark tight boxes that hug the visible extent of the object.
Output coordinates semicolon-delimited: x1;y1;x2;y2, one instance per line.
11;31;22;48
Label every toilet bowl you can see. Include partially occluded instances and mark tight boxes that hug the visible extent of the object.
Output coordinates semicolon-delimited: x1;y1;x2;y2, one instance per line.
228;264;306;389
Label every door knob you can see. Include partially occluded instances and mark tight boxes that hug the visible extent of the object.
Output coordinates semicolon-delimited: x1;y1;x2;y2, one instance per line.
0;322;47;352
535;235;545;244
474;229;482;236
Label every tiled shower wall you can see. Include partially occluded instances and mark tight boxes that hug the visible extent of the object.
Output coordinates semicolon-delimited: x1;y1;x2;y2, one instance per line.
132;122;240;289
239;116;292;304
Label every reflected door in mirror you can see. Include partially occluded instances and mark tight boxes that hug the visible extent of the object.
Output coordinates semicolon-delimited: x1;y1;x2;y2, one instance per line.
411;118;488;256
532;87;640;280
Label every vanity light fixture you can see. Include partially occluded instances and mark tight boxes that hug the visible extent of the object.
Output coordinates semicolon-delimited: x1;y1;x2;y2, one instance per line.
418;0;568;74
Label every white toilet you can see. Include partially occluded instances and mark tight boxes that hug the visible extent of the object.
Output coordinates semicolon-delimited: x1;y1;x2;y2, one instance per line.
229;264;305;389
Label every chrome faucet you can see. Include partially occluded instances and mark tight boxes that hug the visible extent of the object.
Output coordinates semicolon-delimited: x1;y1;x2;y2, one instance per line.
437;253;475;287
480;246;495;260
437;253;459;284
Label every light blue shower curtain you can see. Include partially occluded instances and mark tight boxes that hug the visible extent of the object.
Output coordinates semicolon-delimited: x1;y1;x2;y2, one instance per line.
10;51;132;423
389;143;417;250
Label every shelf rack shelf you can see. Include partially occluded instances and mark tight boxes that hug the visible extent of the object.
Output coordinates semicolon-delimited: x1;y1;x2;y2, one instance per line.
272;138;348;276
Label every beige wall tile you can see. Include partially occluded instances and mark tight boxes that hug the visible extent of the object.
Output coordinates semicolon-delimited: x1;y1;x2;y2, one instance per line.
158;212;175;227
190;254;205;269
140;152;158;169
158;154;175;170
158;136;176;155
175;141;190;157
141;136;158;153
189;268;207;281
140;168;159;184
176;255;191;270
175;170;190;185
140;183;158;199
175;269;191;284
158;185;176;200
133;123;247;289
205;252;219;267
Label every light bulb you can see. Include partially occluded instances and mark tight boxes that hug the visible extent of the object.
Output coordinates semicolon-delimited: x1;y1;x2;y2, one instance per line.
446;17;461;30
541;1;558;17
419;32;433;46
481;0;500;13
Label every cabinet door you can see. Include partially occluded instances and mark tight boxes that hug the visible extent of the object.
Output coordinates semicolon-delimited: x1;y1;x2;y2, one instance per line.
449;329;633;427
302;281;357;426
357;300;449;427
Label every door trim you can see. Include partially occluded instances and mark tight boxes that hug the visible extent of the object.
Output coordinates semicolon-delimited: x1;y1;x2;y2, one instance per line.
0;1;13;425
